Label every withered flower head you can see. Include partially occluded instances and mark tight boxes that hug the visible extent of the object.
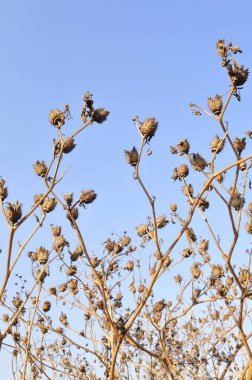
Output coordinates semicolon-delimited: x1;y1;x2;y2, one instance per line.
49;109;65;128
92;108;110;123
6;201;22;224
208;95;223;115
124;147;139;167
63;137;76;154
33;161;48;177
140;117;158;142
79;190;97;206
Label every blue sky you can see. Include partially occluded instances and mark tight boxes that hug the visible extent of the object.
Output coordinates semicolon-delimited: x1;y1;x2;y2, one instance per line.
0;0;252;377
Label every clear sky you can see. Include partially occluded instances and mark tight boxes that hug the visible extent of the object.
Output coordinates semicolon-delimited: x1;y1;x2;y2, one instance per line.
0;0;252;377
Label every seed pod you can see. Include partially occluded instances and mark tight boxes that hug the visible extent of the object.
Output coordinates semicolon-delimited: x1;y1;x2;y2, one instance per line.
153;299;166;313
66;265;77;276
233;137;246;155
156;215;168;229
199;240;209;252
59;283;68;293
42;301;51;312
90;257;100;268
49;109;65;127
36;247;49;264
129;284;136;294
124;147;139;167
33;161;48;177
198;198;209;211
245;221;252;234
138;284;145;293
113;243;123;255
63;193;73;206
124;260;134;271
239;161;247;171
34;193;44;205
182;248;192;258
191;266;201;279
191;154;207;171
12;297;22;309
182;184;194;197
42;198;56;213
136;224;148;237
0;178;8;201
67;207;79;223
211;265;224;279
54;235;67;253
79;190;97;206
120;236;131;247
68;279;78;291
92;108;110;123
140;117;158;142
216;173;224;183
177;139;190;154
211;135;225;153
63;137;76;154
186;227;197;243
6;202;22;224
231;194;245;211
208;95;223;115
229;65;249;86
170;203;177;212
52;226;61;237
178;164;189;178
49;287;57;295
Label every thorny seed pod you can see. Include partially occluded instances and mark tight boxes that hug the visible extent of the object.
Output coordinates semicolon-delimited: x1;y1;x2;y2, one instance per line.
233;137;246;155
191;154;208;171
156;215;168;229
216;39;228;57
54;235;68;253
170;203;177;212
229;65;249;86
42;198;57;213
63;137;76;154
211;265;224;279
162;256;172;268
186;227;197;243
6;202;22;224
36;247;49;264
208;95;223;115
0;178;8;201
124;260;134;271
191;266;201;279
138;284;145;293
90;257;100;268
36;268;47;282
105;239;115;253
178;164;189;179
198;198;209;211
79;190;97;206
210;135;225;153
136;224;148;237
92;108;110;123
177;139;190;154
33;161;48;177
49;109;65;127
199;239;209;252
42;301;51;313
66;265;77;276
171;167;179;181
12;296;22;309
226;276;234;287
192;288;201;299
239;269;251;287
140;117;158;142
246;221;252;234
113;243;123;255
64;193;73;206
120;236;131;247
51;225;61;237
124;147;139;167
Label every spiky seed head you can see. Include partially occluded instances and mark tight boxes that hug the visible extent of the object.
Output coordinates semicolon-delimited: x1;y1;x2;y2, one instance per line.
124;147;139;167
233;137;246;155
178;164;189;178
191;266;201;279
140;117;158;142
34;193;44;205
42;198;57;213
212;265;224;279
199;240;209;252
231;194;245;211
36;247;49;264
52;225;61;237
177;139;190;154
68;279;78;291
79;190;97;206
49;109;65;127
63;137;76;154
92;108;110;123
191;154;207;171
186;227;197;243
182;248;192;258
216;39;227;57
211;135;225;153
54;235;67;253
6;202;22;224
33;161;47;177
66;207;79;225
208;95;223;115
